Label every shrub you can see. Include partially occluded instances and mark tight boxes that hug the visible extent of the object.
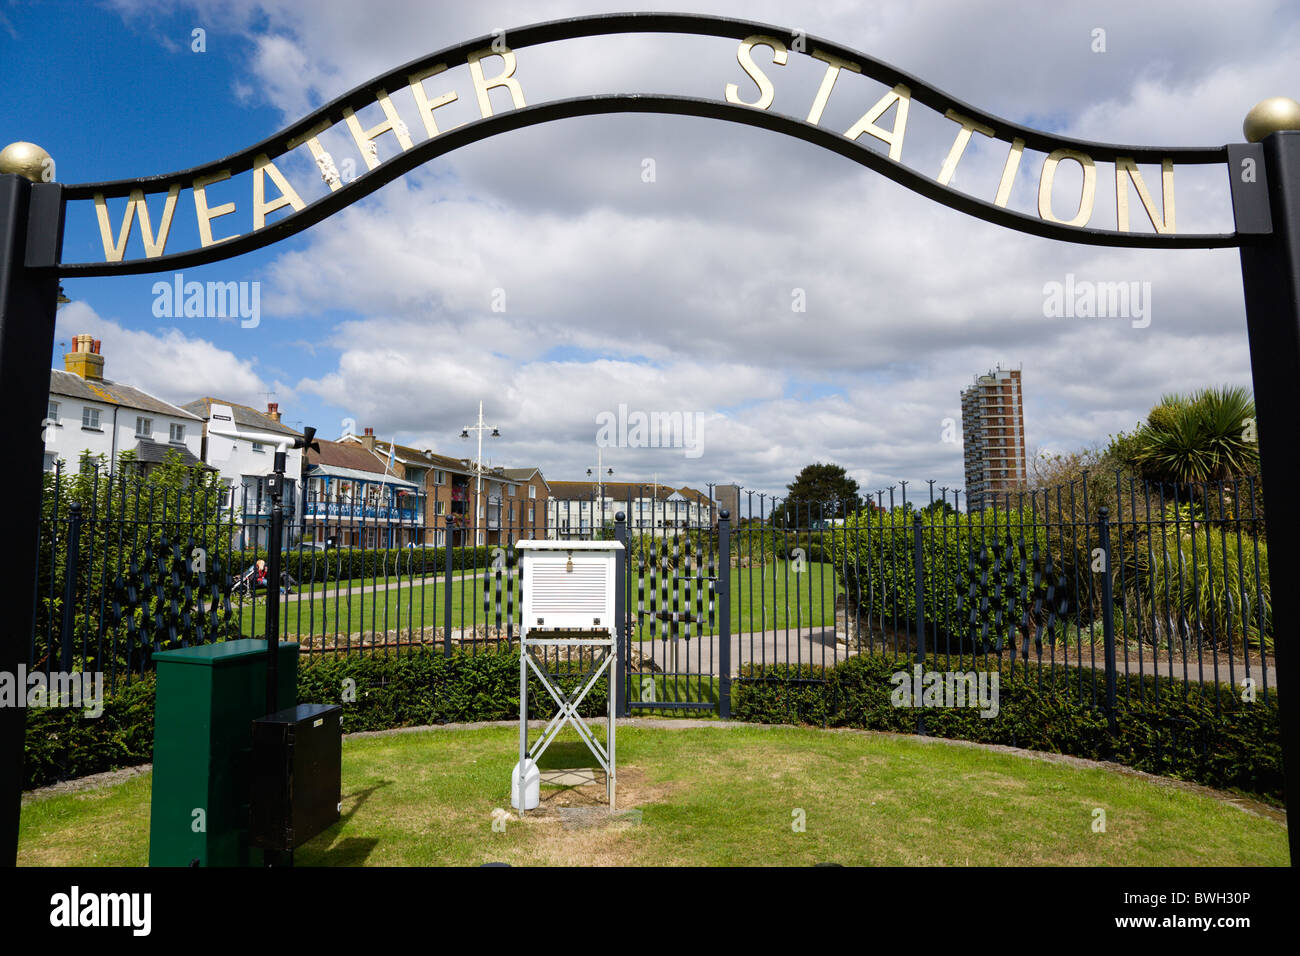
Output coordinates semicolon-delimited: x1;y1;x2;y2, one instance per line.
1124;511;1272;651
22;646;610;789
826;507;1074;654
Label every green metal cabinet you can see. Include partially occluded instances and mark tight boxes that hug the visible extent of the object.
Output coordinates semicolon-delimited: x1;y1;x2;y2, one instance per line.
148;639;298;867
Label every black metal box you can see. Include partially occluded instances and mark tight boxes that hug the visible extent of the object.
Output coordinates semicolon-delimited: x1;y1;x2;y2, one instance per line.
249;703;343;851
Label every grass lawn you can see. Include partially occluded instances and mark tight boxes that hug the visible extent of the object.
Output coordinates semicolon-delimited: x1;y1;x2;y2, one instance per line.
18;724;1286;867
241;560;843;641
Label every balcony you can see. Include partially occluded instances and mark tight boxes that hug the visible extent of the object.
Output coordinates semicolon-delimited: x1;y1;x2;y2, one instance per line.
304;501;421;522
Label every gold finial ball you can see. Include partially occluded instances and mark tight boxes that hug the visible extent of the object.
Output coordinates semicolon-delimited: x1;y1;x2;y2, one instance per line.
1243;97;1300;143
0;141;54;182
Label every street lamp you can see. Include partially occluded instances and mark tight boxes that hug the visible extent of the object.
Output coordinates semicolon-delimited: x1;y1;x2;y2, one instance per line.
587;455;613;536
460;401;499;547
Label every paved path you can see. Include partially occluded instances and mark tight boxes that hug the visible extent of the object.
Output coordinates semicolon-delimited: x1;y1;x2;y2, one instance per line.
630;629;1279;687
259;570;491;604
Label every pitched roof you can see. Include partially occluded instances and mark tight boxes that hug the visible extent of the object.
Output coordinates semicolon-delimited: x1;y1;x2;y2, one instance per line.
548;480;679;501
306;438;391;474
128;439;207;467
337;436;475;474
50;370;203;421
182;397;301;437
677;486;713;505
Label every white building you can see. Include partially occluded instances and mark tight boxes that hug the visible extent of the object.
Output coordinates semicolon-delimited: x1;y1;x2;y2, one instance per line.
182;398;303;548
45;334;204;473
546;480;714;538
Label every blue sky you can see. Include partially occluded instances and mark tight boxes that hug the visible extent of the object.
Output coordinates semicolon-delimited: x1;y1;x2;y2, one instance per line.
3;0;1296;501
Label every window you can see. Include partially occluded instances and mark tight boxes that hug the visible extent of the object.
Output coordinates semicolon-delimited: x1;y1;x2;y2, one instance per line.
435;470;445;485
47;401;59;423
43;452;58;472
251;441;265;453
82;407;101;430
169;423;185;442
528;506;534;523
135;416;152;437
436;499;445;515
528;485;536;499
507;484;517;496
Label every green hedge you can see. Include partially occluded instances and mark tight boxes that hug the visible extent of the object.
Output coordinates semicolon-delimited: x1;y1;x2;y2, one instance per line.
21;647;606;789
23;646;1281;801
22;676;158;789
733;655;1283;800
826;508;1076;653
295;647;607;733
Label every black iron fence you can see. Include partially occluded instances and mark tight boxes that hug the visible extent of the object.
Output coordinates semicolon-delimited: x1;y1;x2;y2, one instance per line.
33;462;1273;723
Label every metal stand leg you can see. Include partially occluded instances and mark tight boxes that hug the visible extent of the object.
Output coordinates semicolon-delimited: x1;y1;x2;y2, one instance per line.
518;635;528;819
608;659;616;811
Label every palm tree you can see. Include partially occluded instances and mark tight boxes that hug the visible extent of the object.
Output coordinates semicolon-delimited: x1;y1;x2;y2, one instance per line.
1131;386;1258;485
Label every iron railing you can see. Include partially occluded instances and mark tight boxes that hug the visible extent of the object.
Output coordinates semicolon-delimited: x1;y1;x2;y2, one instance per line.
33;463;1272;726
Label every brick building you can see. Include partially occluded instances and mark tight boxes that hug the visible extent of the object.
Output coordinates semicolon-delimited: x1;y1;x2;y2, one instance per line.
960;366;1027;511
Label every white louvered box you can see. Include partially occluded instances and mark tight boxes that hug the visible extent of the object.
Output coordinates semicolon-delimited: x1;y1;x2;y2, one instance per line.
516;540;624;632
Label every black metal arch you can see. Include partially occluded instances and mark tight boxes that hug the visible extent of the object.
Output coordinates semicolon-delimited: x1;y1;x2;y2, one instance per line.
57;11;1235;276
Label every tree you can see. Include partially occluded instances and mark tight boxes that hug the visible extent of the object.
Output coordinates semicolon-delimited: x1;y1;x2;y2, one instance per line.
922;498;957;517
1127;386;1258;486
37;449;242;677
770;462;861;526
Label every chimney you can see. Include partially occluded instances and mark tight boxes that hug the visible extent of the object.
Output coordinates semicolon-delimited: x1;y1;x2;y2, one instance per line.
64;334;105;381
362;427;376;451
266;402;281;422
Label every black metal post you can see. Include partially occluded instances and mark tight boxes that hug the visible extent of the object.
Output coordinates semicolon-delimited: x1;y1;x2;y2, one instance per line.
912;513;926;664
58;501;82;675
614;511;628;717
0;172;63;866
1098;507;1118;734
443;515;454;658
717;509;731;719
913;513;926;736
265;450;286;716
1236;129;1300;864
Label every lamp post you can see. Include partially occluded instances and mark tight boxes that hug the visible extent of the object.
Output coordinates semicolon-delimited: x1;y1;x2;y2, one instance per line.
587;450;613;537
459;400;499;547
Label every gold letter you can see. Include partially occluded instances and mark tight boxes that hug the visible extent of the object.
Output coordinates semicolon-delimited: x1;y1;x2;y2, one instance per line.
725;35;788;111
467;48;526;118
409;64;460;137
252;154;306;230
1115;157;1175;233
93;186;180;261
844;84;910;162
1038;148;1097;227
994;137;1025;207
193;169;240;247
937;110;995;187
342;89;414;171
287;121;341;192
806;50;859;125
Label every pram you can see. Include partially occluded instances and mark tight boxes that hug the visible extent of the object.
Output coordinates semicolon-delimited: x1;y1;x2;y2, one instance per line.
231;561;297;598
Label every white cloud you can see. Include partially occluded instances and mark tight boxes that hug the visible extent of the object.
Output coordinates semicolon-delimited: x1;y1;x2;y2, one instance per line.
92;0;1288;498
54;302;276;408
